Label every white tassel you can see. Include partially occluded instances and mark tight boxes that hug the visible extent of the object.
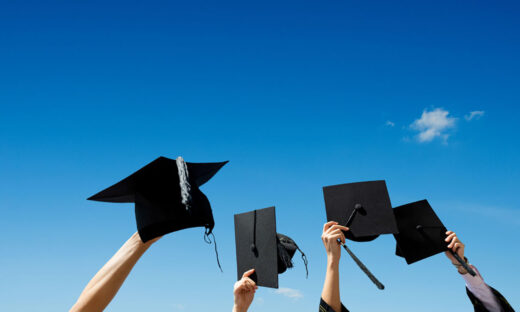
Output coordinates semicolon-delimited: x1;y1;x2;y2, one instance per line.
176;156;192;211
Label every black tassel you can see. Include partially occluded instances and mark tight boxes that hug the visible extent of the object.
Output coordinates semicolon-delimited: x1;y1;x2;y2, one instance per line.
277;242;294;269
204;228;223;273
296;245;309;278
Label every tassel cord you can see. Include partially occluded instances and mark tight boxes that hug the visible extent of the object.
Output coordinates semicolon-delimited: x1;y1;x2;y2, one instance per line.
204;229;223;272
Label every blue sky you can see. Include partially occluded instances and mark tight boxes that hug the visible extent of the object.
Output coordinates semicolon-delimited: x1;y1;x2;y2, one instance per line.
1;1;519;311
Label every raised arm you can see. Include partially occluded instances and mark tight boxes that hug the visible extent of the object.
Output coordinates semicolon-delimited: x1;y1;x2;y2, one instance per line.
70;232;160;312
233;269;257;312
444;231;511;312
320;221;349;312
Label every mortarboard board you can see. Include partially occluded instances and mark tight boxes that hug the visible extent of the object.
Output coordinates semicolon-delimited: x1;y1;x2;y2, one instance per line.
323;180;398;242
323;180;398;289
88;156;228;268
393;200;476;275
393;200;446;264
234;207;308;289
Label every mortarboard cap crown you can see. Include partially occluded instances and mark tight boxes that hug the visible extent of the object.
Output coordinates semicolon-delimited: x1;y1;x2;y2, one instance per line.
234;207;308;289
88;156;228;243
393;199;448;264
323;180;398;242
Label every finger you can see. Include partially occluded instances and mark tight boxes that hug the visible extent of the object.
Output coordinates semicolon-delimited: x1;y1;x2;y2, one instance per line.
331;225;350;232
325;223;340;234
445;233;456;242
238;280;250;290
446;230;453;235
236;281;246;292
330;233;346;244
323;221;338;233
242;268;255;278
243;282;254;292
329;228;347;236
453;242;463;253
244;277;256;285
247;282;257;292
328;227;349;241
448;237;459;249
326;224;349;234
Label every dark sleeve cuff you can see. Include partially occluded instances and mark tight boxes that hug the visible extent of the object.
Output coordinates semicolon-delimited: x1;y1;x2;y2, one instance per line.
466;286;515;312
319;298;349;312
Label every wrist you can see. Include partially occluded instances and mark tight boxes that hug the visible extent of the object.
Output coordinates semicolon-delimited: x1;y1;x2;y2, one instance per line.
129;232;151;252
233;304;248;312
327;256;340;268
451;256;469;275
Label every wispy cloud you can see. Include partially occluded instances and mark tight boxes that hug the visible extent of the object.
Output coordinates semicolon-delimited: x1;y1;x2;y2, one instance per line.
274;287;303;299
171;304;186;310
411;108;457;143
385;120;395;127
465;110;485;121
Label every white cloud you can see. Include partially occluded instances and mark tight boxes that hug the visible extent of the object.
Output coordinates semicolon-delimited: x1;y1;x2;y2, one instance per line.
171;304;186;310
411;108;457;143
465;110;485;121
385;120;395;127
274;287;303;299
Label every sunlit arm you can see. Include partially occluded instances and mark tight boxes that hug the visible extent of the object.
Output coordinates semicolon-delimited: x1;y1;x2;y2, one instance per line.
320;221;348;312
321;257;342;312
70;232;160;312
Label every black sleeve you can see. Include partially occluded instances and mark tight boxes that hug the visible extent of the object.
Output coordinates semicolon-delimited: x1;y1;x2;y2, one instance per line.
466;286;515;312
319;298;350;312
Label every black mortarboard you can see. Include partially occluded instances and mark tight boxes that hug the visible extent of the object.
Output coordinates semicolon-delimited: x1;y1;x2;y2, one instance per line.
392;200;477;278
393;200;447;264
323;180;398;242
322;180;398;290
234;207;308;289
88;156;228;243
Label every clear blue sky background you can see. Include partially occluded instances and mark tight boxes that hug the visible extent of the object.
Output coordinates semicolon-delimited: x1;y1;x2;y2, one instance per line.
0;1;519;311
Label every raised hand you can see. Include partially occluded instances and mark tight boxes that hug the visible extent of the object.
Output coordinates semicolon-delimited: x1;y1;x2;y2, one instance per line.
321;221;349;263
444;230;465;264
233;269;258;312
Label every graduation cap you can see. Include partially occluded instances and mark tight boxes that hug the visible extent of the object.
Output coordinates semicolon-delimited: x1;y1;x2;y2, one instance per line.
323;180;399;289
88;156;228;269
323;180;398;241
393;200;476;276
234;207;308;289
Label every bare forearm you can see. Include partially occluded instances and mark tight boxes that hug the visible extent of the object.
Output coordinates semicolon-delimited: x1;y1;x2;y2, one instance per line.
232;306;248;312
71;233;152;312
321;258;341;312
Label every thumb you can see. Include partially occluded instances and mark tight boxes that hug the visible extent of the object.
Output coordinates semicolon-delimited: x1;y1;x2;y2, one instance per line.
242;268;255;279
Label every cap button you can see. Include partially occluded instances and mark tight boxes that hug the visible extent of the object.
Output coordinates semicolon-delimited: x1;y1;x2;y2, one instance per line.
250;244;258;256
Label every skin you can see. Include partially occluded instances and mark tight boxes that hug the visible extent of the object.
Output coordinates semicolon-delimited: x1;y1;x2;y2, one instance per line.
70;232;161;312
233;269;258;312
444;230;466;273
321;221;349;312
